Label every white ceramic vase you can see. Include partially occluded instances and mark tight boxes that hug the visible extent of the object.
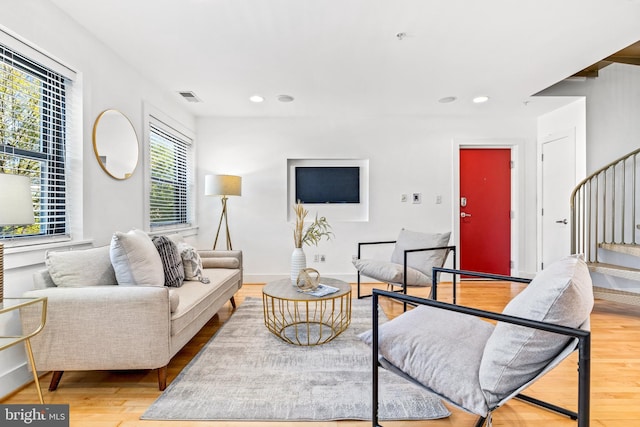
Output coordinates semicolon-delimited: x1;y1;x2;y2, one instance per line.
290;247;307;283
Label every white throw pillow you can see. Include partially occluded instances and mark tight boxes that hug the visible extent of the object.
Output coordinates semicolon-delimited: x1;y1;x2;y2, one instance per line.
177;243;210;283
110;229;165;286
46;246;117;287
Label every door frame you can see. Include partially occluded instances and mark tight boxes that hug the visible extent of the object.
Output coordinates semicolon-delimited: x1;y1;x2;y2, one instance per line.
536;128;584;271
452;139;521;276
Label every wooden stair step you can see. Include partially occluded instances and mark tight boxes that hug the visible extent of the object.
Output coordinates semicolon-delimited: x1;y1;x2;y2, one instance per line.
588;261;640;281
599;242;640;257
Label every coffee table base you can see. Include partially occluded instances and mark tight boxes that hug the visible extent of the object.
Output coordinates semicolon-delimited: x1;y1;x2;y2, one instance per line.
263;293;351;346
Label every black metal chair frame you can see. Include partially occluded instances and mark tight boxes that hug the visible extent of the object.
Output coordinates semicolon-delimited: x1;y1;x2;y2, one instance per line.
371;267;591;427
355;241;457;302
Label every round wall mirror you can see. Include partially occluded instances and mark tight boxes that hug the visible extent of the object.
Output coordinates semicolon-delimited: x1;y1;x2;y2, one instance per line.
92;109;139;180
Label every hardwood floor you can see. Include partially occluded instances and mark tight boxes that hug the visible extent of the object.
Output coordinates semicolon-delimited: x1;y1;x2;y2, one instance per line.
3;282;640;427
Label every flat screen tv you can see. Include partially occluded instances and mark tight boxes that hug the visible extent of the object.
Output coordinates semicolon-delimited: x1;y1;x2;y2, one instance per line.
295;166;360;204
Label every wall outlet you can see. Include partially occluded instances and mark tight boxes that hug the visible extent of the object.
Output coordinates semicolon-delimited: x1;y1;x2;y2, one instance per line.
436;195;442;204
352;254;358;262
320;254;326;262
412;193;422;204
401;194;408;202
313;254;319;262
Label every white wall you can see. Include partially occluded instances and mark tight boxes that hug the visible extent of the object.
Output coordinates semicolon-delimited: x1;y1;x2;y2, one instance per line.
539;63;640;173
539;64;640;292
0;0;195;398
195;115;540;283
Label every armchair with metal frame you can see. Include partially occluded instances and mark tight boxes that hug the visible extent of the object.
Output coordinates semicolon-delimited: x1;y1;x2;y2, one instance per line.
353;235;456;302
370;264;592;427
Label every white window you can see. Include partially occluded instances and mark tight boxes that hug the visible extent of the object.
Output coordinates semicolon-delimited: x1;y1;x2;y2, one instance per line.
0;41;72;242
149;119;194;230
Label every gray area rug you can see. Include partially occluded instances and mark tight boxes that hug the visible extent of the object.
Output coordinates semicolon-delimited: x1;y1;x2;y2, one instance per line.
142;297;450;421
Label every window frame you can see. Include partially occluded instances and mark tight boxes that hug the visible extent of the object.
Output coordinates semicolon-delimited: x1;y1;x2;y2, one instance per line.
0;32;76;245
144;107;196;233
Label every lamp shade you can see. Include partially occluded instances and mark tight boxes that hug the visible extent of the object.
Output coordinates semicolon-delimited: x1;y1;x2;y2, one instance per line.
0;174;35;226
204;174;242;197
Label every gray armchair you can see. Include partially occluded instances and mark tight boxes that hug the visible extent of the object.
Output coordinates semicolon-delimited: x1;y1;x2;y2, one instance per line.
363;255;593;427
353;229;456;301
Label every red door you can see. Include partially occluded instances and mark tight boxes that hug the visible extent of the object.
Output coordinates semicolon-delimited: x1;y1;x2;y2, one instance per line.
459;148;511;275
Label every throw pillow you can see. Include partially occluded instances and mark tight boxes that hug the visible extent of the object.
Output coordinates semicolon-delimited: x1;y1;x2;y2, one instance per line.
177;243;210;284
478;255;594;408
110;229;165;286
390;229;451;279
46;245;117;287
360;305;495;416
152;235;185;287
352;258;431;286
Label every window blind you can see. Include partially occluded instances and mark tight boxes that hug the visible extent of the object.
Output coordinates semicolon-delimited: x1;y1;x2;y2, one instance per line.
149;122;193;229
0;43;69;240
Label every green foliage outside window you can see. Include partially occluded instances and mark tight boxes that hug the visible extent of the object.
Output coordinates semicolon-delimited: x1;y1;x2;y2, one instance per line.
0;63;42;238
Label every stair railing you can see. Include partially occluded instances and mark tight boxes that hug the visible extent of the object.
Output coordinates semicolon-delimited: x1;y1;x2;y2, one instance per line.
571;147;640;263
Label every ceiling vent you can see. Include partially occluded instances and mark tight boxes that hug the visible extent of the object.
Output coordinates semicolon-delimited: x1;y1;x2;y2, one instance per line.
178;91;202;103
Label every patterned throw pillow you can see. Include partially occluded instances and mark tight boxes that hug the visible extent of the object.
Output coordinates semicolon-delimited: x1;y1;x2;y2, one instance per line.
152;235;185;287
177;243;210;284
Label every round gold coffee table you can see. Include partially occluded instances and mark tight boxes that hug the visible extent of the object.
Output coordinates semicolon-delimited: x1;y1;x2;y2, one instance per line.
262;277;352;346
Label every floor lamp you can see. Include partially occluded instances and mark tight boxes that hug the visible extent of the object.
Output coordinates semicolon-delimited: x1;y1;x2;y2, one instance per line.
0;174;35;302
205;174;242;250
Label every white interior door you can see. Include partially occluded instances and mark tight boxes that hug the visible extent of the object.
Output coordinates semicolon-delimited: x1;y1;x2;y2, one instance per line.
541;130;576;269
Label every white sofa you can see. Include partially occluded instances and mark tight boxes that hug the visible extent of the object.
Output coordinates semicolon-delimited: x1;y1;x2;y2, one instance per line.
21;231;243;391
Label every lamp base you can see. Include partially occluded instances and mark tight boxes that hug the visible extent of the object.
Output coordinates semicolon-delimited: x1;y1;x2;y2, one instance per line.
213;196;233;250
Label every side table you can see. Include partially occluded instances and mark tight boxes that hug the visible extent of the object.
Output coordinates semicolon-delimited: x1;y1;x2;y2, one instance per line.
0;297;47;403
262;277;351;346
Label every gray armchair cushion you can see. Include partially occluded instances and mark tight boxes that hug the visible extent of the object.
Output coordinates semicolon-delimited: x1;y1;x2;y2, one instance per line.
352;258;431;286
390;229;451;278
360;305;495;416
479;255;594;407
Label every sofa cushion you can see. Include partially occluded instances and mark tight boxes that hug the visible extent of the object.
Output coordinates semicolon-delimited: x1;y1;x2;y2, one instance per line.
178;243;209;283
390;229;451;279
110;229;165;286
352;258;431;286
479;255;594;407
45;246;117;287
170;268;240;336
152;235;185;287
360;305;494;416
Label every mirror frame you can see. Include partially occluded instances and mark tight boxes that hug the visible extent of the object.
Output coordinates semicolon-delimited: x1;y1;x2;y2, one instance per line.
92;109;139;180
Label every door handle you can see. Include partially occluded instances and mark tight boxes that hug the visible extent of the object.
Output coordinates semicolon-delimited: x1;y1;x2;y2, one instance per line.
461;212;472;218
555;219;568;224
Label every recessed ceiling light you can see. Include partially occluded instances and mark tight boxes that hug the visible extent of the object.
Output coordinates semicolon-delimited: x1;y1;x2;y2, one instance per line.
277;94;295;103
438;96;457;104
472;96;490;104
249;95;264;103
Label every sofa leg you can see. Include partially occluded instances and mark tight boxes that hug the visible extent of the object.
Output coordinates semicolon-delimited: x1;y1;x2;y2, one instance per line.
230;296;237;308
49;371;64;391
158;366;167;391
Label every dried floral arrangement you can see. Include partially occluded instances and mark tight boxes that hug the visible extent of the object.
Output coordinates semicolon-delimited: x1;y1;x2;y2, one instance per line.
293;201;333;248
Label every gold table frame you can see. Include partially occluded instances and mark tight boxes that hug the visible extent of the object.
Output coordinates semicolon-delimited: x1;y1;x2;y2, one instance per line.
262;278;351;346
0;297;48;403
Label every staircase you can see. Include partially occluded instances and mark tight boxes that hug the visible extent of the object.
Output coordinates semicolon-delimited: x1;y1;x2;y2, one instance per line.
571;147;640;305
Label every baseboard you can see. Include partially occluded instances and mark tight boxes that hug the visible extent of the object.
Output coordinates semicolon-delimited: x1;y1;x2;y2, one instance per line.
0;361;33;401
